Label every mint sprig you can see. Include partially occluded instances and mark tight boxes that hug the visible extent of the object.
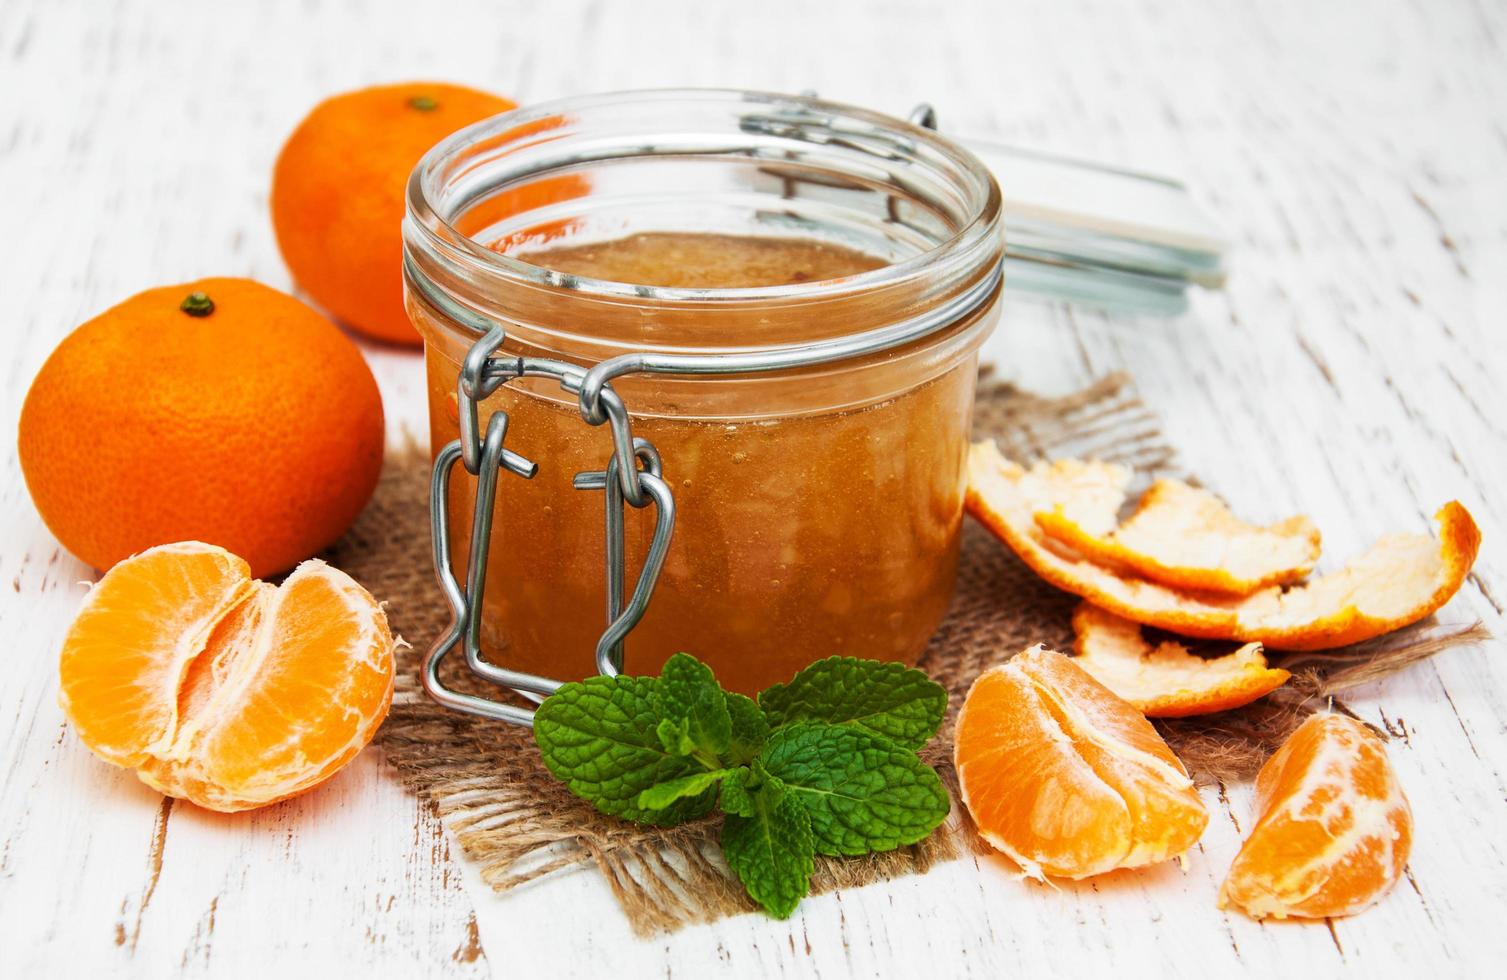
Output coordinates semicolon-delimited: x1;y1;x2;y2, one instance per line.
532;653;950;918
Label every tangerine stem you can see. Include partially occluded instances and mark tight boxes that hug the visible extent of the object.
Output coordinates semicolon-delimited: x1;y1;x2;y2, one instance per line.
180;292;215;317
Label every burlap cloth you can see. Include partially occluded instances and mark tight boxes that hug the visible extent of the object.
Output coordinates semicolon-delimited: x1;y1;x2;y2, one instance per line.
328;373;1485;935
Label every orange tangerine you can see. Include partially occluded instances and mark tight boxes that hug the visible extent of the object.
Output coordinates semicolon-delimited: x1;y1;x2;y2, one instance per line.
58;542;394;811
18;278;384;578
954;646;1208;879
271;82;516;345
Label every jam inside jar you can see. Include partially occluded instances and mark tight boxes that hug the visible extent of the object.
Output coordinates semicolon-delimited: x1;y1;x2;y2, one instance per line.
404;90;1003;695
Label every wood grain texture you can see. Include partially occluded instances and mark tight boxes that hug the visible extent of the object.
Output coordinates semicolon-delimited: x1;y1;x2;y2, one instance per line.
1;0;1502;975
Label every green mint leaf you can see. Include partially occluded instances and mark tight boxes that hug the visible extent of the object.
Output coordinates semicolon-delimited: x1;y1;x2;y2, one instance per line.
652;653;732;760
533;675;716;826
720;766;756;817
720;761;784;818
759;656;947;750
636;769;729;810
721;780;814;919
726;691;770;765
655;716;696;756
759;722;950;856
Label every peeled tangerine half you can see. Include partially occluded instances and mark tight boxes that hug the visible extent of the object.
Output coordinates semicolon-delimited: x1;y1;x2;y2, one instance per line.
966;442;1481;651
1072;603;1290;717
954;645;1208;880
58;542;394;812
1037;475;1321;596
1221;714;1412;919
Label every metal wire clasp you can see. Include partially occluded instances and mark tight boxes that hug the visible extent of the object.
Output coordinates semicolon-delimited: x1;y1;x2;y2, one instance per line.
422;324;675;726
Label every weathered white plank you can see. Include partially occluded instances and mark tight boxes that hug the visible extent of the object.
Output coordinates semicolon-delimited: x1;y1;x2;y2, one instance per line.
1;0;1503;975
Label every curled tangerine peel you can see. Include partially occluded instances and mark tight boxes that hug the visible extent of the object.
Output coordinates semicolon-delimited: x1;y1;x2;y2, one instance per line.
59;542;394;812
1071;603;1290;718
966;442;1481;651
954;646;1208;880
1037;478;1321;596
1220;714;1412;920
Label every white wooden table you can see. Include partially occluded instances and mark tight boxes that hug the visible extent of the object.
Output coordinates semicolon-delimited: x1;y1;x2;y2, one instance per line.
3;0;1503;975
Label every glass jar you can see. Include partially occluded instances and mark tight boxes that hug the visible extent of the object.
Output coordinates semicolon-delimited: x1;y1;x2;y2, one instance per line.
405;90;1003;697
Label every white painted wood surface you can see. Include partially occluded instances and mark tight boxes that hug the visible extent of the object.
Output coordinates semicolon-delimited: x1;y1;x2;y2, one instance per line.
2;0;1503;975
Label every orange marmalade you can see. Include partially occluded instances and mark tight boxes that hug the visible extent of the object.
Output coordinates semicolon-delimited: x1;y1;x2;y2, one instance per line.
404;91;1003;696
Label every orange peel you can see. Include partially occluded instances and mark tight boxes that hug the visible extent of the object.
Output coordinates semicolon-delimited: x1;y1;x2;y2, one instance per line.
1071;603;1290;717
1037;478;1321;596
966;441;1481;651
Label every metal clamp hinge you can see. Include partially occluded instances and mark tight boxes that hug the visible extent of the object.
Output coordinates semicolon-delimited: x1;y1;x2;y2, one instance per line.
422;325;674;727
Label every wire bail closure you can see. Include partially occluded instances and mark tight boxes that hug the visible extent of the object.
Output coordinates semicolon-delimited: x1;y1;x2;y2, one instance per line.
423;321;677;727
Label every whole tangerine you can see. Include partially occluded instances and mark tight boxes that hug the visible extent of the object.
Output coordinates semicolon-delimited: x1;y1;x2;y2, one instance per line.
271;81;516;345
19;278;384;578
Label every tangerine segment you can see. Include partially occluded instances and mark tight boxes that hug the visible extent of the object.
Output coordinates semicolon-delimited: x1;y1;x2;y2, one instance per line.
954;646;1208;880
1071;603;1290;718
58;542;394;812
966;442;1481;651
1220;714;1412;919
1038;478;1321;596
59;542;256;767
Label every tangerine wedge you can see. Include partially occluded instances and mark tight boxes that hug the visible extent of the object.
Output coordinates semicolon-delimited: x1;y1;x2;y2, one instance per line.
58;542;394;811
954;646;1209;880
1220;714;1412;919
1071;603;1290;717
966;441;1481;650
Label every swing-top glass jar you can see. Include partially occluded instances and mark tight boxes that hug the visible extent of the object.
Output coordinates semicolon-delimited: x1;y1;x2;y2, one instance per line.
404;90;1003;699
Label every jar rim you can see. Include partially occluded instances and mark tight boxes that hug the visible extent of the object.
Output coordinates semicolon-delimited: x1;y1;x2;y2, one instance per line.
405;88;1002;310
